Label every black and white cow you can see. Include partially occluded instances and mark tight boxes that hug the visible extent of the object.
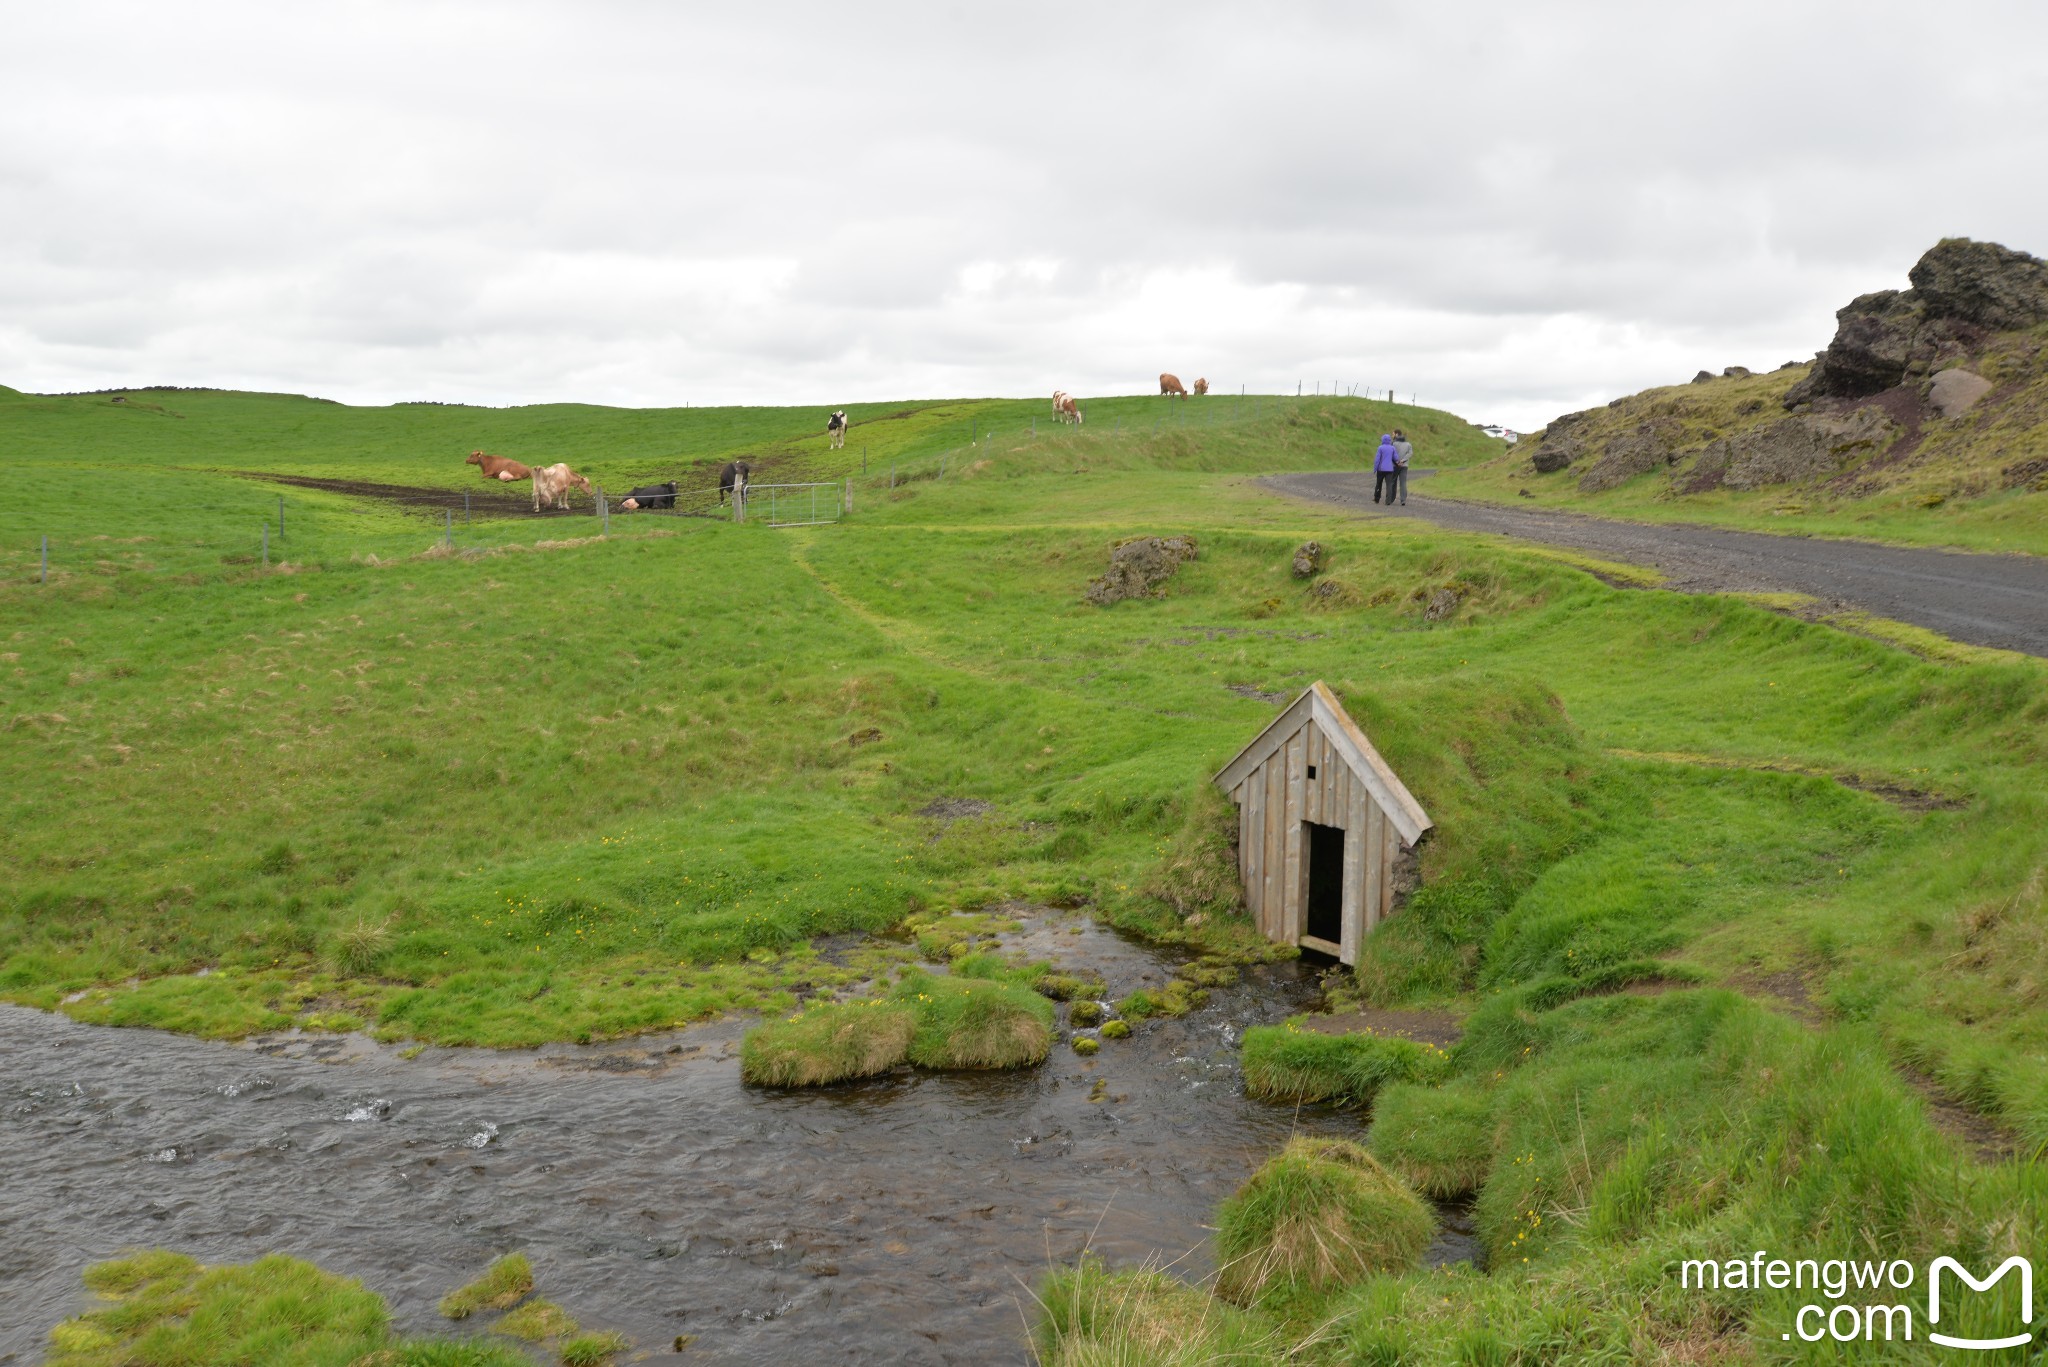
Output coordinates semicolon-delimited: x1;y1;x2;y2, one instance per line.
827;410;848;449
618;481;678;511
718;460;751;506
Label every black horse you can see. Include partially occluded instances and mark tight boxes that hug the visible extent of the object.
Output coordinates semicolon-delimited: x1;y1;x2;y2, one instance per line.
718;460;751;505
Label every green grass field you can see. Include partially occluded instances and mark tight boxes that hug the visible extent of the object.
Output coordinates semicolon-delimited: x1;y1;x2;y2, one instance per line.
10;384;2048;1361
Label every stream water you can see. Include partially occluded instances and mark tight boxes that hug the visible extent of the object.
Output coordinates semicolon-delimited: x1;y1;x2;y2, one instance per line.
0;913;1478;1364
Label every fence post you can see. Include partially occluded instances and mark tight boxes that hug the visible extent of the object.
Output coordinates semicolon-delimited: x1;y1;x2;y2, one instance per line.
843;480;851;515
278;495;285;539
464;490;471;524
444;509;453;549
262;523;269;567
40;535;48;584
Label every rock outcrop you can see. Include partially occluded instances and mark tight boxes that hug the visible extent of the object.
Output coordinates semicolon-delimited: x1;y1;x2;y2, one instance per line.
1686;408;1898;491
1577;420;1682;493
1290;541;1325;578
1785;238;2048;408
1085;535;1198;605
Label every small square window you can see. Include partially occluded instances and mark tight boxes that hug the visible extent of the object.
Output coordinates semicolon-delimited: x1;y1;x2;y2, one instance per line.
1306;764;1318;779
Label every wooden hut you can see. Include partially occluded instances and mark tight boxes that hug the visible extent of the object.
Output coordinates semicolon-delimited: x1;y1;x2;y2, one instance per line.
1214;681;1432;964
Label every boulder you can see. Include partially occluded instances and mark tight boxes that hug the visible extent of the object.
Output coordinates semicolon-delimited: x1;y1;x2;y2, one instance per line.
1722;365;1753;379
1691;369;1716;384
1085;535;1198;605
1530;439;1580;474
1290;541;1325;579
1907;237;2048;331
1928;368;1994;419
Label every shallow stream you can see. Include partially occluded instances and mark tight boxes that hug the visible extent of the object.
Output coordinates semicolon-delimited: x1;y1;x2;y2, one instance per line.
1;912;1477;1363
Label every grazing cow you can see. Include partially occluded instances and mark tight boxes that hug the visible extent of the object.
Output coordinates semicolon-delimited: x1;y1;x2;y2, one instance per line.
827;411;849;449
1051;389;1069;415
718;460;751;506
1192;377;1209;396
618;481;678;511
1159;373;1188;398
466;450;532;481
531;462;592;512
1055;392;1082;426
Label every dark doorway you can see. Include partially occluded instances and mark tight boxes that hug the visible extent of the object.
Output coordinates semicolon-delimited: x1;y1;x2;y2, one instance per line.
1305;821;1345;944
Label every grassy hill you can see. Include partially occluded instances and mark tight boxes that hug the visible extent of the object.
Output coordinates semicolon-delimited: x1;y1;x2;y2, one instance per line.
1434;241;2048;555
11;385;2048;1360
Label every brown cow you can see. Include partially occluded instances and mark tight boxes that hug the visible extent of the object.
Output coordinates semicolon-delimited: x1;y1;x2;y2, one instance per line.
1055;393;1082;426
1192;377;1209;396
467;451;532;481
1159;373;1187;398
531;462;591;512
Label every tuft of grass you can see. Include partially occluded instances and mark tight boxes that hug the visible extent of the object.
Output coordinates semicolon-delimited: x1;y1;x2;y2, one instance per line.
1239;1020;1452;1106
558;1330;631;1365
1100;1018;1131;1040
1213;1137;1435;1306
437;1252;534;1319
739;1000;916;1087
44;1250;528;1367
1033;1254;1284;1366
332;918;392;975
494;1297;578;1342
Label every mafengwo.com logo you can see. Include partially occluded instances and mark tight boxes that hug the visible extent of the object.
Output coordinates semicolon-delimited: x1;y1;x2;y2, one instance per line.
1679;1251;2035;1348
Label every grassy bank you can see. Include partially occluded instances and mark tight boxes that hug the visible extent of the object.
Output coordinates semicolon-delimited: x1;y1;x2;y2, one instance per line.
10;383;2048;1360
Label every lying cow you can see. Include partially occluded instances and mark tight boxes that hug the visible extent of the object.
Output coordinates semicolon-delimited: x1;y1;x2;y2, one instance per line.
532;462;592;512
467;451;532;481
618;481;678;511
1159;373;1188;398
827;411;848;449
1192;377;1209;396
1055;392;1082;426
718;460;751;506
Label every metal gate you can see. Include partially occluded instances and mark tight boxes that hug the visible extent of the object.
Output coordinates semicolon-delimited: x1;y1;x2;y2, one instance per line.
744;482;846;528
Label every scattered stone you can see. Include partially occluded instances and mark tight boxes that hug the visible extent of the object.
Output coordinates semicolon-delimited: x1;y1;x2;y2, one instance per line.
846;726;883;748
1691;369;1716;384
1085;535;1198;605
1517;488;1533;498
1422;586;1463;622
1289;541;1325;578
1927;368;1994;418
1722;365;1753;379
1777;359;1808;370
2002;457;2048;491
1530;440;1579;473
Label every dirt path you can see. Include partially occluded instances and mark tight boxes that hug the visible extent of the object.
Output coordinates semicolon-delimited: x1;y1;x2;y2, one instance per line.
1264;472;2048;658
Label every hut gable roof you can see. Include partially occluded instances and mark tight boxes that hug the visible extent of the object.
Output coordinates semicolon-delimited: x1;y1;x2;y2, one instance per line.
1214;681;1433;844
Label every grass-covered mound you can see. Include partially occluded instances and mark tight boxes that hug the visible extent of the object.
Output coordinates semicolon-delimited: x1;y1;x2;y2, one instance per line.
1239;1020;1451;1106
1213;1138;1435;1307
44;1251;531;1367
740;999;918;1086
1365;1079;1494;1197
741;969;1054;1085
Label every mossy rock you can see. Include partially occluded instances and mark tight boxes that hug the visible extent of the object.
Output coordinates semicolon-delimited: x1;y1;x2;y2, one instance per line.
740;1002;916;1086
1100;1019;1131;1040
1069;1000;1105;1028
1215;1137;1434;1305
1073;1036;1100;1056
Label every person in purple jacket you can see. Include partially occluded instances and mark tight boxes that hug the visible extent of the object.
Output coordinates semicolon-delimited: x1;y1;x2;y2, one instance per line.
1372;433;1400;506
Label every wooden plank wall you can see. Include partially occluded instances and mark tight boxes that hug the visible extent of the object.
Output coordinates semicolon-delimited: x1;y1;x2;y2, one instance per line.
1230;717;1411;961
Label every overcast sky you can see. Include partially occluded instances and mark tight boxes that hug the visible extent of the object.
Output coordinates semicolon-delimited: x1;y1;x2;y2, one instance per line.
3;2;2045;430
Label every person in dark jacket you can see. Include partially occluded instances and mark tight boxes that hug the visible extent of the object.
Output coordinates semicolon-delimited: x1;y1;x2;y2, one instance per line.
1372;434;1400;505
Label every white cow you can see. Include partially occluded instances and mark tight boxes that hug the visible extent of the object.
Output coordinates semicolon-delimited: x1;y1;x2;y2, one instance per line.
531;462;591;512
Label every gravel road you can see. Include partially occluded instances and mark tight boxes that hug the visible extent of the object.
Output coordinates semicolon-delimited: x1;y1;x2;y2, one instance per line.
1264;471;2048;658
